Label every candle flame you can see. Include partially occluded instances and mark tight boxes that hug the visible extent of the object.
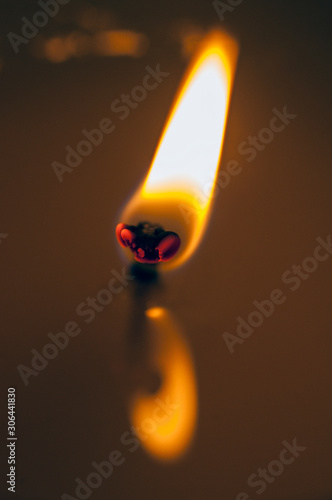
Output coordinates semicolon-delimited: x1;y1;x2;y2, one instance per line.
130;307;197;461
119;31;238;268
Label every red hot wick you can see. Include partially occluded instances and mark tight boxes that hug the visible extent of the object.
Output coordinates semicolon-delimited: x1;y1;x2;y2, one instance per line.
116;222;181;264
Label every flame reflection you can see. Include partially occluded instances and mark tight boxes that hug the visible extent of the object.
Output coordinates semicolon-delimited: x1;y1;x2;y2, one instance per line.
130;307;197;461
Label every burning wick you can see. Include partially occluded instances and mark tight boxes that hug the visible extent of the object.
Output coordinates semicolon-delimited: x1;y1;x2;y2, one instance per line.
116;30;238;269
116;221;180;264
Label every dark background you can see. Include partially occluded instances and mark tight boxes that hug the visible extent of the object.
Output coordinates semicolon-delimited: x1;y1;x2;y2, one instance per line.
1;1;332;499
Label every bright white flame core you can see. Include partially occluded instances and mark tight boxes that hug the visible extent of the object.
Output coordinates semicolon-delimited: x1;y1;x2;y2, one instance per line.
143;52;230;204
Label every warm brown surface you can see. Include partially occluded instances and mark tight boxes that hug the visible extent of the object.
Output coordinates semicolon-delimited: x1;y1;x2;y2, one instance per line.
1;1;331;499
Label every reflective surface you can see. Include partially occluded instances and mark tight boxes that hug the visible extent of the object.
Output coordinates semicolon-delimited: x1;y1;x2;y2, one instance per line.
1;1;331;499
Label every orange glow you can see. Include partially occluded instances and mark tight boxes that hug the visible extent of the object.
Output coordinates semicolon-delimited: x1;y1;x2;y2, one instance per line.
43;36;74;63
94;30;148;57
130;307;197;461
38;30;147;62
170;21;205;58
120;31;238;269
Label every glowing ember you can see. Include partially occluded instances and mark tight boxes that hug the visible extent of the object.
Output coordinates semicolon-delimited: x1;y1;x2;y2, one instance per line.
116;222;180;263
